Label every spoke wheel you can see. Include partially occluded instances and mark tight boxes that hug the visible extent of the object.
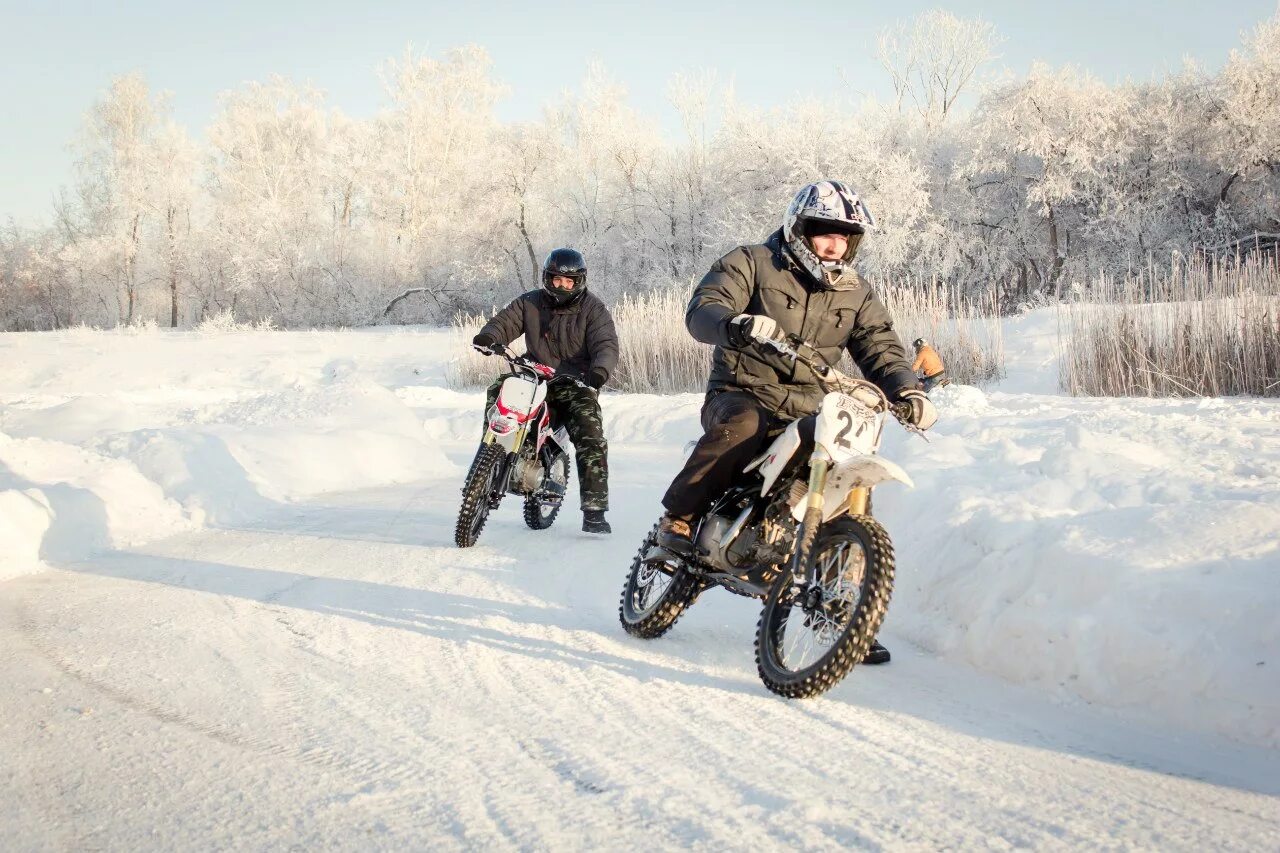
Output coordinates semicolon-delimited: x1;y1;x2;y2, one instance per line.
755;515;895;698
619;523;702;639
454;444;505;548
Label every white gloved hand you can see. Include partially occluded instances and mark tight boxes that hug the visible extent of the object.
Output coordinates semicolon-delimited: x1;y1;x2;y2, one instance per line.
729;314;784;347
897;389;938;430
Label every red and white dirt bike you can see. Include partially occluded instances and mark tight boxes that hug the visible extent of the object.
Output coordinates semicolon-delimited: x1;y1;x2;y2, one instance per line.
619;335;924;698
454;348;574;548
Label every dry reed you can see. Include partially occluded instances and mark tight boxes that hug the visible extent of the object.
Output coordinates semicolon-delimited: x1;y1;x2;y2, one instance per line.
1059;252;1280;398
447;281;1006;393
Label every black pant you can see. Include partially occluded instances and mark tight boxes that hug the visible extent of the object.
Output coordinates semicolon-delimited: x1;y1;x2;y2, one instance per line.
662;391;777;517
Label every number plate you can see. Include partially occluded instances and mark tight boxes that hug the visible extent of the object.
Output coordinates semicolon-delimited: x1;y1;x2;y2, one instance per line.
816;392;877;460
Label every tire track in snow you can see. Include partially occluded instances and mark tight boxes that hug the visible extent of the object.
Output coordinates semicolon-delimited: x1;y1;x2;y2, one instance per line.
10;466;1280;849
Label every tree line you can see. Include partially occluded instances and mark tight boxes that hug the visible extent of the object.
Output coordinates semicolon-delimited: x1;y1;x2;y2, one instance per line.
2;10;1277;331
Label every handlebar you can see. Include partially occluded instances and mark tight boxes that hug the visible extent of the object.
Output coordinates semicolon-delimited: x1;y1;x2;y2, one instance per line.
752;335;921;432
476;344;594;391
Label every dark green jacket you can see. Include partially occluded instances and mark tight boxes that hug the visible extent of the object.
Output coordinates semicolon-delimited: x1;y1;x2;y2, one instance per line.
479;290;619;384
687;230;918;419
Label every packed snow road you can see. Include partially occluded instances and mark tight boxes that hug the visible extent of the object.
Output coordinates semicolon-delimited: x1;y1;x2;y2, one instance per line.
4;442;1278;850
2;320;1278;849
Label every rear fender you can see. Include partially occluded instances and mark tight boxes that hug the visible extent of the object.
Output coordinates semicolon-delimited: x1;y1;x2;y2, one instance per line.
746;420;804;496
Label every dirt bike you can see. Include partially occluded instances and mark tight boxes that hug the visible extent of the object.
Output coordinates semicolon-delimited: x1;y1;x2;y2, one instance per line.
454;347;575;548
619;335;923;698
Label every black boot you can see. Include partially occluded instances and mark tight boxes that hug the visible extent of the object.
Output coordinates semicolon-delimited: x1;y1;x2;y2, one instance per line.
582;510;611;535
863;640;890;665
655;513;694;554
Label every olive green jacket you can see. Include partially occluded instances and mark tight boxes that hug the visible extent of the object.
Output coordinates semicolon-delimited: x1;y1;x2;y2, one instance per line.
687;230;918;419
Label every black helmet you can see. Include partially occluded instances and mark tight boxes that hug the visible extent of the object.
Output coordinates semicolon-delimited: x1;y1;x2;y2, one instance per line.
913;338;926;349
541;247;588;306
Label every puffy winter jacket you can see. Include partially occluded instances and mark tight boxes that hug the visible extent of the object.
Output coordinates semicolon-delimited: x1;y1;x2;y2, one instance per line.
478;290;619;384
912;345;945;378
686;230;918;419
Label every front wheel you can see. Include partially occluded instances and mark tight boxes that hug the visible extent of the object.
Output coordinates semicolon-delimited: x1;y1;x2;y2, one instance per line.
755;515;895;698
618;524;702;639
455;443;505;548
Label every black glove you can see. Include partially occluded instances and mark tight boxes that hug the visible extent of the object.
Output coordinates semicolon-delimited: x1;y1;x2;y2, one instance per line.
727;314;784;348
586;366;609;390
897;388;938;430
472;332;500;355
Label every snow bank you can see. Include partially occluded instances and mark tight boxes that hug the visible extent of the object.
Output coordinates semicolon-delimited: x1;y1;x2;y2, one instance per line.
0;484;51;580
878;383;1280;746
3;316;1277;747
0;328;460;575
0;432;194;580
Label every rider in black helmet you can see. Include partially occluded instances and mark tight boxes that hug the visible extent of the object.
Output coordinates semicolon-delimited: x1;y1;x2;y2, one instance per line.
540;248;589;306
472;248;619;534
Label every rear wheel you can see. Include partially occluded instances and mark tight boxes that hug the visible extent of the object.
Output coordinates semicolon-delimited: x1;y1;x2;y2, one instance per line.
755;515;895;698
618;524;702;639
523;450;569;530
455;443;505;548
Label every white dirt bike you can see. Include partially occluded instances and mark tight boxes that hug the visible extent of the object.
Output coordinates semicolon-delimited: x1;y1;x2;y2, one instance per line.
619;336;923;698
454;348;574;548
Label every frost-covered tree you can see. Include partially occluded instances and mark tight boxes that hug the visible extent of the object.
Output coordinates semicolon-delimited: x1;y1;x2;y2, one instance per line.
146;121;198;326
371;46;507;319
960;65;1127;296
7;9;1280;331
65;74;161;324
1214;14;1280;246
204;78;331;322
876;8;1003;126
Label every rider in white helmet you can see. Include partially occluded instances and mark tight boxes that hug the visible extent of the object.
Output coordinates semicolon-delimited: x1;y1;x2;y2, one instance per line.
656;180;938;664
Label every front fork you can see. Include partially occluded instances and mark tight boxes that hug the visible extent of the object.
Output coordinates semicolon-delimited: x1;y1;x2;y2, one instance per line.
788;451;831;603
786;455;874;605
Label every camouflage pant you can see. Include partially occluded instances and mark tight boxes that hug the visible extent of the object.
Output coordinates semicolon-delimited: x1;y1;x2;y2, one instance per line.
485;377;609;511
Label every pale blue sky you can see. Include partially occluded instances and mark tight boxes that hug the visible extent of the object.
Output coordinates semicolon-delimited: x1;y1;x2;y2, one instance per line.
2;0;1275;226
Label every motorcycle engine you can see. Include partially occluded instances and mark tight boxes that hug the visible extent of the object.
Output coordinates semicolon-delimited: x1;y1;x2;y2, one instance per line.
694;514;733;554
508;449;544;494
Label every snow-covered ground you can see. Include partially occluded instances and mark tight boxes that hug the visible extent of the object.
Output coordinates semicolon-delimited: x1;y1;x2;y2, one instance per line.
2;312;1278;849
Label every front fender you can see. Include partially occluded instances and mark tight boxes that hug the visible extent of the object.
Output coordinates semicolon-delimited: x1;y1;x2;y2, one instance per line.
791;454;914;522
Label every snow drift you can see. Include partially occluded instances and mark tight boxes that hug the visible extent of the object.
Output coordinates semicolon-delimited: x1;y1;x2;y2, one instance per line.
0;327;456;578
1;313;1277;749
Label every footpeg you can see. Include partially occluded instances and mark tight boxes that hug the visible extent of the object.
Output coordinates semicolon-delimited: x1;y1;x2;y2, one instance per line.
643;544;683;563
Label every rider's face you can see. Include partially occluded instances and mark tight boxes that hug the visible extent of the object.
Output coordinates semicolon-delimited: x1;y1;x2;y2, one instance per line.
549;275;576;291
809;232;848;261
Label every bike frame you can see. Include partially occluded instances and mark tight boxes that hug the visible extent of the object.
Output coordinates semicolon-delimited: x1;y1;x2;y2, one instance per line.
749;337;917;591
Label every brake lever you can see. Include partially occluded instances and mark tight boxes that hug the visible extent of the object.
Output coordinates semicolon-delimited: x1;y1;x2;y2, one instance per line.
890;402;931;441
756;336;796;359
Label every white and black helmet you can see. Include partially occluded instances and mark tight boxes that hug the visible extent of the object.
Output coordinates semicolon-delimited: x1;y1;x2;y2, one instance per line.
781;180;876;287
